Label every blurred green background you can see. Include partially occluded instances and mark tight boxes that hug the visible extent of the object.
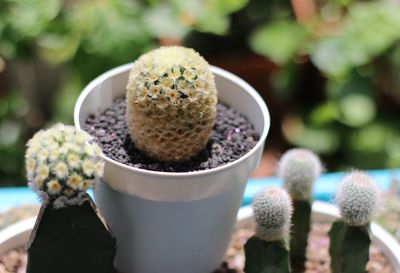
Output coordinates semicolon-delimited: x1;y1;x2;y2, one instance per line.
0;0;399;186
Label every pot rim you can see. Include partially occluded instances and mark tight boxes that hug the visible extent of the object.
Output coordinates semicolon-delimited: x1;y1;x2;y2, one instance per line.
74;64;270;178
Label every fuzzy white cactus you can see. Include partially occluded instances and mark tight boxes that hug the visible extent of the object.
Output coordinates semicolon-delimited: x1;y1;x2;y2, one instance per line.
336;171;380;226
252;187;293;241
126;46;218;162
278;148;322;200
25;124;104;199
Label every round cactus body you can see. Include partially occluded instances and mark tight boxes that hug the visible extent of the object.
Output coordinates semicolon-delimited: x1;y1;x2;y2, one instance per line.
252;187;293;241
25;124;104;199
126;46;217;162
278;148;322;200
336;171;380;226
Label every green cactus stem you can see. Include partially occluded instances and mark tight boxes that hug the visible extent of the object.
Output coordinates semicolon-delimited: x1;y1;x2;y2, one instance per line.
290;200;311;269
329;221;371;273
26;194;116;273
244;236;290;273
277;148;322;269
25;124;115;273
245;187;292;273
329;171;380;273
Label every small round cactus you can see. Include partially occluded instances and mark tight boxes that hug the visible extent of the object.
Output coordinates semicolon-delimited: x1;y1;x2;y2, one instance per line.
278;148;322;200
336;171;380;226
252;187;293;241
25;124;104;199
126;46;218;162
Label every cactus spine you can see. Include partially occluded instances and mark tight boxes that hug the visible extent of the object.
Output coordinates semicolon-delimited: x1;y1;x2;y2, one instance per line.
277;148;322;269
126;46;217;162
329;171;380;273
244;187;292;273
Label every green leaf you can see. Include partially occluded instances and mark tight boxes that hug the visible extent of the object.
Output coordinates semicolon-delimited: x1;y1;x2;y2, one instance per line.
249;20;307;65
338;93;376;127
143;4;189;39
37;33;81;63
311;2;400;77
7;0;61;38
325;74;376;127
244;236;290;273
309;102;339;126
63;0;151;63
349;123;389;153
310;38;352;77
196;11;230;35
206;0;249;14
282;116;340;154
386;133;400;168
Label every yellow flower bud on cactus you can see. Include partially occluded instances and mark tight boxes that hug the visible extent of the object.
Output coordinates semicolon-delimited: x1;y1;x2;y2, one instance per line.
25;123;104;199
126;46;218;162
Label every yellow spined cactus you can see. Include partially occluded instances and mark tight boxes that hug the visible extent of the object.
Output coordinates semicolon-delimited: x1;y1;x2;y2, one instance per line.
25;124;104;199
126;46;218;162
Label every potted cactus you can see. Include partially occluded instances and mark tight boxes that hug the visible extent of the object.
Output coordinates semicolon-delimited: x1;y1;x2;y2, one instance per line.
240;151;383;273
244;187;292;273
74;46;270;273
277;148;322;270
329;171;380;273
24;124;116;273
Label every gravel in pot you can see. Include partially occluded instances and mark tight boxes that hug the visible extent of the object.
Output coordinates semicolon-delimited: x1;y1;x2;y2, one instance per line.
83;98;259;172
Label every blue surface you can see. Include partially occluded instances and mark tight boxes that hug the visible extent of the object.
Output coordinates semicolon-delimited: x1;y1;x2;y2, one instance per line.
243;168;400;206
1;169;399;212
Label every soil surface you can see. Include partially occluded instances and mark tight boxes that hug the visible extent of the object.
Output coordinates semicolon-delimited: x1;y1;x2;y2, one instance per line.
83;98;259;172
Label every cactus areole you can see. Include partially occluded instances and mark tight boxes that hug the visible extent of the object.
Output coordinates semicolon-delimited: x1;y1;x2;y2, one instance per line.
126;46;218;162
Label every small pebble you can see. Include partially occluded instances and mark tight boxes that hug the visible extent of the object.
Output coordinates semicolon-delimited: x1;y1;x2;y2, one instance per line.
1;250;20;272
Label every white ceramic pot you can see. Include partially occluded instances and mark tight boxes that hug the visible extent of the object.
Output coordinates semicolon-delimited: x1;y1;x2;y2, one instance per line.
1;202;400;273
74;64;270;273
0;217;36;257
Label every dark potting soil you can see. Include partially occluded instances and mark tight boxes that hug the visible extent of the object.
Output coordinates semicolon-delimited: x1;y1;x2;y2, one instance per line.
83;97;259;172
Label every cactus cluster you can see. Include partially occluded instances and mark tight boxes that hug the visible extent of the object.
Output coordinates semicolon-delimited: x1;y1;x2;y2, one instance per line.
246;187;292;273
278;148;322;200
25;124;104;199
246;149;382;273
278;148;322;268
336;171;380;226
329;171;380;273
252;187;293;241
126;46;218;162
